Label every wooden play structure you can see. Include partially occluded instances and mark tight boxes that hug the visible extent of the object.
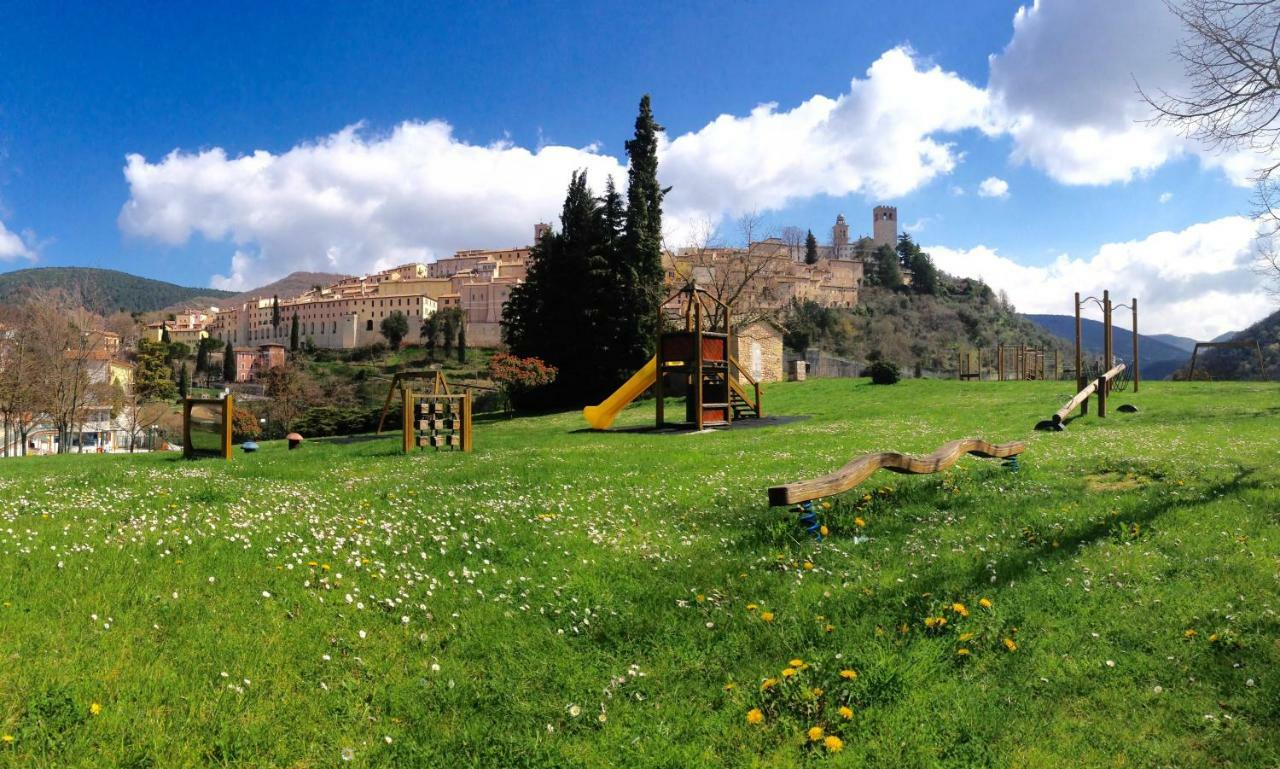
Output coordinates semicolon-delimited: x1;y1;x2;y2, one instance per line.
583;282;762;430
182;395;233;460
1037;291;1138;430
767;438;1025;537
1186;339;1266;380
377;369;473;453
955;345;1062;381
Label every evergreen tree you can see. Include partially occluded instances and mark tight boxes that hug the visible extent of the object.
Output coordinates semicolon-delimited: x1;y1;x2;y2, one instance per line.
222;340;236;383
195;339;210;376
874;244;903;288
804;229;819;264
441;309;457;358
177;362;189;400
619;95;667;370
160;325;171;344
271;295;280;330
420;313;440;361
457;322;467;363
909;251;939;295
380;311;409;349
290;313;300;351
135;339;177;401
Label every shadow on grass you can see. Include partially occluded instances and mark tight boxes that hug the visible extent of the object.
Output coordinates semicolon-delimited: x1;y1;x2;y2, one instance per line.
568;415;809;435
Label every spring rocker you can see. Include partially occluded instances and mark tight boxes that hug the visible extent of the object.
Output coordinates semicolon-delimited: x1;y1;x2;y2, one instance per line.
583;282;762;430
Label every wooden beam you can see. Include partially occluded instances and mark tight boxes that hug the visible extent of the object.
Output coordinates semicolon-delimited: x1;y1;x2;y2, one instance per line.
768;438;1025;507
1051;362;1125;425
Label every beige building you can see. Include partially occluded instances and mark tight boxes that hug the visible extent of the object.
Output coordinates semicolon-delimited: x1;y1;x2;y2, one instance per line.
147;310;212;345
735;320;785;383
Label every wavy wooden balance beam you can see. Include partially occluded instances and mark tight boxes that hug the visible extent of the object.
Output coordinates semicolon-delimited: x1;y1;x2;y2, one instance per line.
1036;362;1127;432
767;438;1027;507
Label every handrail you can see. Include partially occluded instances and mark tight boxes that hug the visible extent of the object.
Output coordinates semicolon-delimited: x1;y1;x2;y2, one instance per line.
767;438;1025;506
729;355;758;387
727;356;762;416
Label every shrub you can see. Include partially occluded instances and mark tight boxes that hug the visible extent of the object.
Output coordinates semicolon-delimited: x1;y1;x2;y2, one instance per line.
867;360;901;385
488;353;558;413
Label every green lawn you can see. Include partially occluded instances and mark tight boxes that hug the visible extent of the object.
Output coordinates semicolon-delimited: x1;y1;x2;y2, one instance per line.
1;379;1277;767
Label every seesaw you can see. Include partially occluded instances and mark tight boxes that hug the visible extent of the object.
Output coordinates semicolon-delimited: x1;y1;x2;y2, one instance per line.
1036;362;1126;431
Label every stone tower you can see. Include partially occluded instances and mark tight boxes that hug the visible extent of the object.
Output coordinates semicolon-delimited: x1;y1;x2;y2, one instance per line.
872;206;897;248
533;222;551;242
831;214;850;260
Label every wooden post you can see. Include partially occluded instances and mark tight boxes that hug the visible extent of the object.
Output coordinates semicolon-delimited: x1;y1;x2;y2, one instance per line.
402;387;414;453
694;299;704;431
1097;374;1107;418
997;344;1004;381
221;394;234;460
1131;297;1139;393
460;392;473;453
957;348;962;380
1103;290;1113;395
1075;293;1086;416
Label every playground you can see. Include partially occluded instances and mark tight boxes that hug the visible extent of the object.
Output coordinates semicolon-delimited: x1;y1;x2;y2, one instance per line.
1;377;1278;767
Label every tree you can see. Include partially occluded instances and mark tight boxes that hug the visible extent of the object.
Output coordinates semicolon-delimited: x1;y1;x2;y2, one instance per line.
380;311;409;349
160;325;171;344
0;302;43;456
177;362;189;400
1142;0;1280;294
909;250;940;295
620;94;668;370
271;295;280;330
457;321;467;363
135;339;178;402
487;353;558;415
872;244;903;288
671;211;788;328
804;229;819;265
222;340;236;383
260;363;318;432
420;313;441;361
195;339;210;379
290;313;300;352
781;226;807;261
441;309;458;359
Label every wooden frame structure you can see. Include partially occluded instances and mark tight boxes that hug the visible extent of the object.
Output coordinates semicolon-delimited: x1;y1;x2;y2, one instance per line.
655;283;761;430
402;388;472;453
1186;340;1265;380
182;395;233;460
376;369;451;434
767;438;1025;506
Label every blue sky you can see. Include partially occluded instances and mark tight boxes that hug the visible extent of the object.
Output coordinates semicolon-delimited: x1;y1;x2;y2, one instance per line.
0;1;1272;337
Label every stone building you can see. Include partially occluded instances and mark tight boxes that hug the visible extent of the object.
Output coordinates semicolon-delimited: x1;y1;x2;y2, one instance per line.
734;319;785;383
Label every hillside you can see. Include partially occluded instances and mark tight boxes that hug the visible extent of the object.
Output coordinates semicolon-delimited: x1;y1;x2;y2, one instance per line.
787;279;1068;375
160;271;352;314
1187;306;1279;379
0;266;234;315
1148;332;1198;353
1023;313;1190;380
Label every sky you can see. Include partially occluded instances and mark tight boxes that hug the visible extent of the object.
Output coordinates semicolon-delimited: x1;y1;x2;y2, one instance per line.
0;0;1275;339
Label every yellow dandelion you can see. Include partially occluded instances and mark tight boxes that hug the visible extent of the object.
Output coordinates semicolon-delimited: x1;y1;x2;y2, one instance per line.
803;561;814;571
819;525;829;536
746;603;759;611
979;597;993;609
854;517;866;527
820;501;832;510
952;602;969;617
807;726;824;742
840;669;858;680
824;624;835;633
761;678;779;691
1;735;11;744
760;611;775;622
746;708;764;725
723;682;735;691
958;631;975;642
838;705;854;719
789;658;804;667
1002;638;1018;652
811;687;823;697
1208;633;1220;643
824;735;844;752
956;648;970;656
696;594;706;603
1184;629;1197;638
781;667;798;678
89;702;102;716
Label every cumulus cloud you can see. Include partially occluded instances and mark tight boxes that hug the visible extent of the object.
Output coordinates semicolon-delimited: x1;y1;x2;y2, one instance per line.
987;0;1266;187
0;219;35;262
121;47;998;289
927;216;1273;339
977;177;1009;198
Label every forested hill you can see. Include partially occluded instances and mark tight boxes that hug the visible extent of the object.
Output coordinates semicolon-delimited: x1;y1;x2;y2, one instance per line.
1023;313;1192;381
0;267;234;315
785;278;1068;375
1186;307;1280;380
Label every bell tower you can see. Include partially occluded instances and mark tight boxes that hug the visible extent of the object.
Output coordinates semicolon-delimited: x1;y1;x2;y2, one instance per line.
873;206;897;248
831;214;850;260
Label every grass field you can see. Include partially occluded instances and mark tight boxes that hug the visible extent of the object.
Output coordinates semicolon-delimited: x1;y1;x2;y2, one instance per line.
1;378;1277;767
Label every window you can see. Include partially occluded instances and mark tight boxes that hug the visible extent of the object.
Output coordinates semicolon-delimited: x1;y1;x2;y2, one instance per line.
366;320;373;331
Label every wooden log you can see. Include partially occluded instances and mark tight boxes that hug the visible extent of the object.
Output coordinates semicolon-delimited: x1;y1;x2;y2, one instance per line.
1051;362;1125;425
767;438;1026;506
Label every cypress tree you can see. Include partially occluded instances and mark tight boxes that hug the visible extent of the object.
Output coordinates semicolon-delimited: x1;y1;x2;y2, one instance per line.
223;340;236;383
457;321;467;363
177;363;189;400
290;313;300;351
804;230;819;264
160;326;171;344
195;339;210;376
272;295;280;329
621;95;667;368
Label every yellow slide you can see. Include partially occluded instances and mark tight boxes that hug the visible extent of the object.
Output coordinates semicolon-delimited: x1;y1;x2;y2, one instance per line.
583;356;657;430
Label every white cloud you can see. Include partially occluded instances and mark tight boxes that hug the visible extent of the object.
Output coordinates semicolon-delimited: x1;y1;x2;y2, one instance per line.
0;219;35;262
121;47;999;289
987;0;1265;187
1159;192;1173;204
977;177;1009;198
927;216;1273;339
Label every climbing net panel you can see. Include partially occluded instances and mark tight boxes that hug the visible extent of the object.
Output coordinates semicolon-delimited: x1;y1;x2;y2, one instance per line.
402;390;472;453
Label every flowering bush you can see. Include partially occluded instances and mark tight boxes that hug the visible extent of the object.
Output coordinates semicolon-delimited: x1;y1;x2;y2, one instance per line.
488;353;558;414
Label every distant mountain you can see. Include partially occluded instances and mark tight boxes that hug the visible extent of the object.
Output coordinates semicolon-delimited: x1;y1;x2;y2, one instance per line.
1149;333;1199;353
0;266;234;315
1022;313;1191;380
1211;329;1240;343
1188;309;1278;379
161;271;352;313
